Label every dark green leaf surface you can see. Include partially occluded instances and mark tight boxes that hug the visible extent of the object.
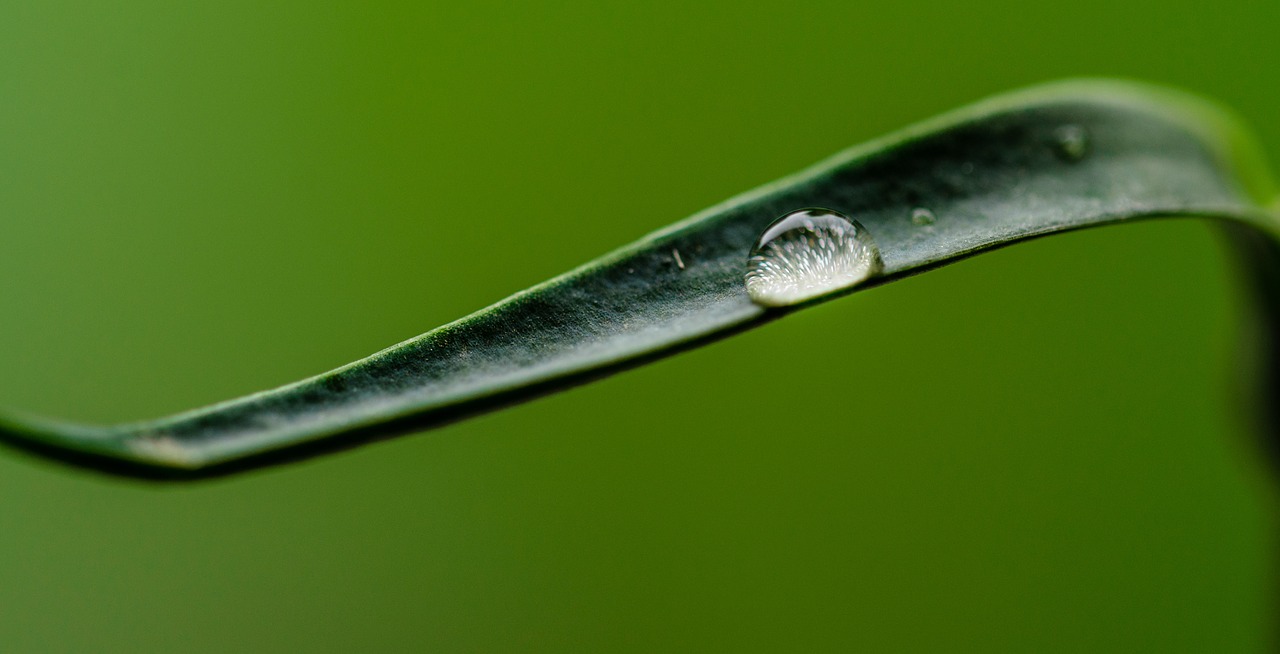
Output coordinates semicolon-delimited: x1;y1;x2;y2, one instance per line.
3;80;1277;479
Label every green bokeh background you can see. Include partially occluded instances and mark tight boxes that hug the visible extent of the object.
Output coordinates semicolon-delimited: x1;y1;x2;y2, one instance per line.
2;1;1279;651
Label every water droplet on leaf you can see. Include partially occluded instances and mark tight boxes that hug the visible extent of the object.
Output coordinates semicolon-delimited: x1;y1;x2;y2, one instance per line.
911;207;936;225
744;208;882;308
1053;125;1089;162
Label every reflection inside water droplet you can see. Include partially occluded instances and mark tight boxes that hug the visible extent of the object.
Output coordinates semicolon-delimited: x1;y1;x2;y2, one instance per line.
1053;124;1089;162
911;207;936;225
744;208;882;308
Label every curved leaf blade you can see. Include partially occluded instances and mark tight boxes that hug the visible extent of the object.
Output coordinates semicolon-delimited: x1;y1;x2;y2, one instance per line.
3;79;1276;479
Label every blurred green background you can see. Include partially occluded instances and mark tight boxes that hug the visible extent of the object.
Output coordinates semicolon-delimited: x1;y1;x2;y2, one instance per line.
1;1;1278;651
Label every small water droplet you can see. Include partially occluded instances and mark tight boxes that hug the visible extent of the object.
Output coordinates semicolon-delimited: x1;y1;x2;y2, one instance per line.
910;207;936;226
744;208;882;308
1053;124;1089;162
960;162;975;175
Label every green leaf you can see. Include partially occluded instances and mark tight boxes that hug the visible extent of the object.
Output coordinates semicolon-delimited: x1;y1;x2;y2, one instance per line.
4;79;1278;480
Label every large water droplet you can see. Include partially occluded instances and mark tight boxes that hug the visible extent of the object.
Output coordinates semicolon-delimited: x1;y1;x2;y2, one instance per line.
1053;124;1089;162
744;208;883;307
911;207;936;226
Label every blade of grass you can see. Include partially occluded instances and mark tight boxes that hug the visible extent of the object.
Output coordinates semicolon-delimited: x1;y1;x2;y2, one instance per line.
3;79;1277;480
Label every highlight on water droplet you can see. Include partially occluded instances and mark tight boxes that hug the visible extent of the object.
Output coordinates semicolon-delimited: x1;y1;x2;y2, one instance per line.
744;208;883;308
911;207;936;226
1053;124;1089;161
